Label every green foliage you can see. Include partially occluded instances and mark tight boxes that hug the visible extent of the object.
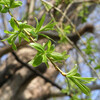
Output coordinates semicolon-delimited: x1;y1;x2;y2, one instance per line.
78;3;89;23
2;14;55;50
0;0;22;13
35;15;55;33
95;64;100;70
58;25;72;43
42;0;52;11
10;1;22;8
9;17;19;31
83;36;96;55
65;64;96;95
64;25;72;34
29;41;69;67
82;36;97;64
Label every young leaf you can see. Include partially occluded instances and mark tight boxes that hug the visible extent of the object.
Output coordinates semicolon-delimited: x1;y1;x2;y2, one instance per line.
7;34;16;44
9;17;19;31
10;1;22;8
10;0;14;7
35;14;45;33
1;7;9;13
35;17;39;31
32;54;43;67
42;54;49;67
18;35;22;44
47;52;65;61
12;42;17;50
0;4;2;11
72;76;97;82
29;43;44;53
42;1;52;11
67;64;78;77
19;32;30;42
47;40;51;51
0;0;6;5
30;31;38;39
69;77;90;95
39;34;55;42
95;65;100;70
39;20;55;32
4;30;15;34
19;22;33;30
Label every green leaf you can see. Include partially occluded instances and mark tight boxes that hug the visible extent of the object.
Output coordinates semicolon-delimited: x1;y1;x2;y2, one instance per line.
3;0;10;5
0;0;6;5
42;54;49;67
4;30;15;34
18;35;22;44
32;54;43;67
47;40;51;51
10;1;22;8
47;52;64;61
12;42;17;50
7;34;16;44
29;43;44;53
43;40;52;51
19;22;33;30
10;0;14;7
35;17;39;31
69;77;90;95
35;14;45;33
9;17;19;30
64;25;71;34
73;76;97;82
28;59;34;65
76;78;90;84
67;64;78;77
42;1;52;11
0;4;2;11
19;32;30;42
39;34;55;42
30;31;38;38
49;44;55;52
1;6;9;13
95;65;100;70
39;20;55;32
4;33;18;50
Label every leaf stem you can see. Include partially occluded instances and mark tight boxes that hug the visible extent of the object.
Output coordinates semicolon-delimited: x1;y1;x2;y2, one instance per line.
8;10;35;42
48;57;67;76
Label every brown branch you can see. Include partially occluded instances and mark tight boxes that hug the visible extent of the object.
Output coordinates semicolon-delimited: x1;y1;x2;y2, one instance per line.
0;40;28;57
88;85;100;90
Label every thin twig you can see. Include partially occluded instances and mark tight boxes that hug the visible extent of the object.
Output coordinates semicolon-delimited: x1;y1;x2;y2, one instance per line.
50;13;99;79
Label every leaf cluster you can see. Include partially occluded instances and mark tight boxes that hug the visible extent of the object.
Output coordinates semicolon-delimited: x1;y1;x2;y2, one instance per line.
2;14;55;50
0;0;22;13
78;3;89;23
63;64;96;95
58;25;72;43
29;41;69;67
